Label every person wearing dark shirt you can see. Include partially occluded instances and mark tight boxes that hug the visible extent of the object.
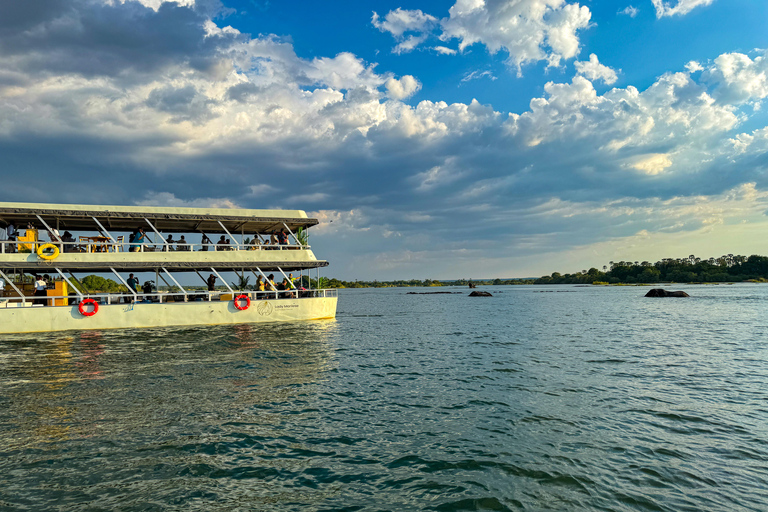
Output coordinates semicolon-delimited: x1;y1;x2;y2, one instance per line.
207;274;217;292
127;273;139;292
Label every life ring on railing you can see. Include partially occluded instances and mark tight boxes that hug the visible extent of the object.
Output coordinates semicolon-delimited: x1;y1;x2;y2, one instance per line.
37;243;60;260
234;294;250;311
78;298;99;317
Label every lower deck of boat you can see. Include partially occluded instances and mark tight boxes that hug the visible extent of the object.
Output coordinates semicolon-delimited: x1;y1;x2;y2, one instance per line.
0;296;337;334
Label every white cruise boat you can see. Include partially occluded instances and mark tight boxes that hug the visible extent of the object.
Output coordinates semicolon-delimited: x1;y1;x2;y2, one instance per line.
0;202;337;334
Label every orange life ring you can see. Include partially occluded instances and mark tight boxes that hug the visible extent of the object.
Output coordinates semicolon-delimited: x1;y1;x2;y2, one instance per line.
234;294;250;311
78;298;99;317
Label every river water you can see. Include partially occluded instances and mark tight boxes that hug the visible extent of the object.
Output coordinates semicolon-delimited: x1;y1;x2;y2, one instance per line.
1;284;767;511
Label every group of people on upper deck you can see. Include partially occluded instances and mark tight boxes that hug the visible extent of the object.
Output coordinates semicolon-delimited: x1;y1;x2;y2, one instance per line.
1;221;299;253
129;228;295;252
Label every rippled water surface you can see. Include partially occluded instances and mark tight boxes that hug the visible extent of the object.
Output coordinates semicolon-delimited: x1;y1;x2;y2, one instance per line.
2;284;768;511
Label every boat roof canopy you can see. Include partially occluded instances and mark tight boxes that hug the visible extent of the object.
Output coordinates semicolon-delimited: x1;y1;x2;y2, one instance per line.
0;202;319;233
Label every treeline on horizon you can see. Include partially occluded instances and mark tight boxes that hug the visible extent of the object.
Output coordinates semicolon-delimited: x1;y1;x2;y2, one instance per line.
326;253;768;288
534;254;768;285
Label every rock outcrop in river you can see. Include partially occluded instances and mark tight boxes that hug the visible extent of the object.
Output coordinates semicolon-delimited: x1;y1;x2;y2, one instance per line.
645;289;690;297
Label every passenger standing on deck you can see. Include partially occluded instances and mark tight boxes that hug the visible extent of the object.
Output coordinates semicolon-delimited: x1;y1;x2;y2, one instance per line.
279;229;289;246
34;275;47;306
165;234;175;251
127;273;139;292
201;234;212;251
177;236;188;251
207;274;217;292
129;227;145;252
6;221;16;253
255;275;264;295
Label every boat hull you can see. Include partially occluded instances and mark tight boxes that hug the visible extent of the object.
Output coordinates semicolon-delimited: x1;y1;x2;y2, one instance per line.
0;296;337;334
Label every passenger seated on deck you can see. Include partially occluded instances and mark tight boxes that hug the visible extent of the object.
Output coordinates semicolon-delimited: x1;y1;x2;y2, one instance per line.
165;234;175;251
177;235;189;251
216;236;226;251
280;278;296;298
61;231;74;253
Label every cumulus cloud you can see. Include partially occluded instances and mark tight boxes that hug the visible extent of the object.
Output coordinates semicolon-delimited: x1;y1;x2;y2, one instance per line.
372;8;437;54
703;51;768;105
385;75;422;100
651;0;716;18
440;0;592;72
374;1;592;74
574;54;619;84
372;8;437;38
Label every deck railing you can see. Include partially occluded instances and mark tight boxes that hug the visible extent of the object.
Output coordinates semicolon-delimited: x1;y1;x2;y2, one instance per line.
0;240;310;254
0;288;337;307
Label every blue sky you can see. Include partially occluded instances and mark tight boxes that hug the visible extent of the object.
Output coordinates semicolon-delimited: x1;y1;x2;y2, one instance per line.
2;0;768;279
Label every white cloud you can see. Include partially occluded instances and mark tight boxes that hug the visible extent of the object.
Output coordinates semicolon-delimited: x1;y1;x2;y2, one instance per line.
375;1;592;74
703;52;768;104
104;0;196;10
372;8;437;54
685;60;704;73
618;6;639;17
434;46;457;55
651;0;716;18
440;0;592;72
574;54;619;84
385;75;422;100
629;153;673;175
372;8;437;38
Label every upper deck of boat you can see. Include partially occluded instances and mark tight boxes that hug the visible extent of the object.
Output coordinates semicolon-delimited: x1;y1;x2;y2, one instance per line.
0;201;318;232
0;202;327;272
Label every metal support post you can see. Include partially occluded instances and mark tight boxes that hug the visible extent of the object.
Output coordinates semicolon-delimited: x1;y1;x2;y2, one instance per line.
91;216;116;243
161;267;188;301
56;269;83;300
35;214;62;243
0;269;25;305
110;267;138;301
217;221;240;248
144;218;168;251
210;267;234;293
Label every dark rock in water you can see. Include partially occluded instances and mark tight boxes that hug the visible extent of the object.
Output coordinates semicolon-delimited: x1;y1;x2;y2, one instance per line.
469;291;492;297
645;288;690;297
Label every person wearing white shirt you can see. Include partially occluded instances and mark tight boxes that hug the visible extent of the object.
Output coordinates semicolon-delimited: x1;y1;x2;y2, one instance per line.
34;275;48;306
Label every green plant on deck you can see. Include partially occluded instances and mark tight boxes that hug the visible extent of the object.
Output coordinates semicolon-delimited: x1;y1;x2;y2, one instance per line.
231;275;251;290
295;227;308;247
